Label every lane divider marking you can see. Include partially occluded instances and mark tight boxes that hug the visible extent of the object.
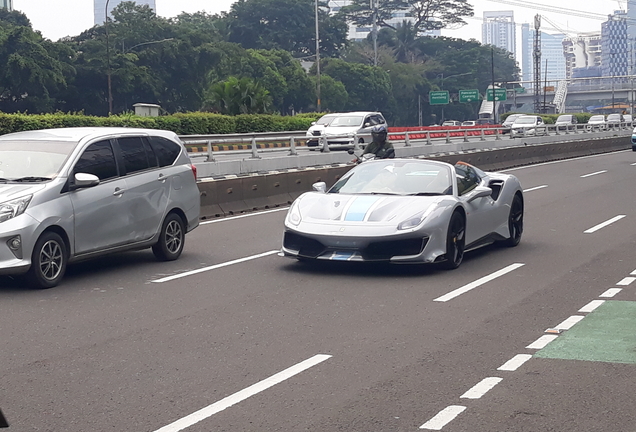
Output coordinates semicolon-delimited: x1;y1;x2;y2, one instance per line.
526;335;559;349
460;377;503;399
152;250;280;283
434;263;525;302
497;354;532;372
523;185;548;193
584;215;625;233
600;288;622;298
580;170;607;178
579;300;605;313
153;354;332;432
554;315;585;330
419;405;467;430
200;208;289;225
616;277;635;286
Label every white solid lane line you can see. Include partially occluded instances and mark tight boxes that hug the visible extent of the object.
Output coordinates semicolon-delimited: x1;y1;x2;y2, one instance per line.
153;354;332;432
420;405;467;430
580;170;607;178
579;300;605;313
460;377;503;399
152;250;280;283
526;335;559;349
584;215;626;233
523;185;548;193
497;354;532;372
554;315;585;330
434;263;525;302
617;276;636;286
200;207;289;225
600;288;622;298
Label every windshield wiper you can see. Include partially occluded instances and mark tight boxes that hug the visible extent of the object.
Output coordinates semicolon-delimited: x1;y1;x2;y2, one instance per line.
10;176;51;182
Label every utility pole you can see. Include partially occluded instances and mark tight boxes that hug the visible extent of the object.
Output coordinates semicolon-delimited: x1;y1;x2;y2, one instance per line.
543;58;548;114
533;14;541;114
105;0;113;115
491;47;496;123
315;0;321;112
371;0;378;66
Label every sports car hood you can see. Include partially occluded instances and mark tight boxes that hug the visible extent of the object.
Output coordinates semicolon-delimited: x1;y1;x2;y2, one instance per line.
294;192;444;226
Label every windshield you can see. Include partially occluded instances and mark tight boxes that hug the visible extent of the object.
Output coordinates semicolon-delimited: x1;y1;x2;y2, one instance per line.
556;115;571;122
607;114;621;120
329;116;364;127
316;115;337;125
590;116;604;122
329;160;453;195
504;115;521;124
0;140;75;180
514;116;537;125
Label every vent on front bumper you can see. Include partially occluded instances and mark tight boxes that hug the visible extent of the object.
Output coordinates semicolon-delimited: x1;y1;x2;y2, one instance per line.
363;237;428;260
284;232;326;258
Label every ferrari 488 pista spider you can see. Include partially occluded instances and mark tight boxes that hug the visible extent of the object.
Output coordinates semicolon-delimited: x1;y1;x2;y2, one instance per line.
281;158;523;269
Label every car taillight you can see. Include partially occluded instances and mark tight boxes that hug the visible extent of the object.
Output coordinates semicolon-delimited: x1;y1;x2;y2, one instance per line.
190;164;197;180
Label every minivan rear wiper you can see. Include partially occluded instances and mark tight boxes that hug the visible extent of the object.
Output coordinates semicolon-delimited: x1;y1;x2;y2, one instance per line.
10;176;51;182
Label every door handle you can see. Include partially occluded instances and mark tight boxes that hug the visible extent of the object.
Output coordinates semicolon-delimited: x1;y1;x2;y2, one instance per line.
113;187;125;196
157;174;167;182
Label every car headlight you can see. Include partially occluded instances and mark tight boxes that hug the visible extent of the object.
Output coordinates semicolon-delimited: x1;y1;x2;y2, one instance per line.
0;195;32;223
397;205;436;230
286;201;302;226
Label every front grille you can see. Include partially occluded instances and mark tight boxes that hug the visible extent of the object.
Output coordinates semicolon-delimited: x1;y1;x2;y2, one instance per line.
312;131;321;136
284;232;326;258
363;237;428;260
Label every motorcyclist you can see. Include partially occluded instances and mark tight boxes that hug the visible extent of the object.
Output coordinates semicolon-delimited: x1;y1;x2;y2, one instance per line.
363;125;395;159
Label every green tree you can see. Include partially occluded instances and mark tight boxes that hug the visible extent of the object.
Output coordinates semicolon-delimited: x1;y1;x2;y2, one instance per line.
224;0;348;57
314;74;348;112
341;0;473;33
204;76;273;114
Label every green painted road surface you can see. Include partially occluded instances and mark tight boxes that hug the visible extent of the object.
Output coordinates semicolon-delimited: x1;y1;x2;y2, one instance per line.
535;301;636;364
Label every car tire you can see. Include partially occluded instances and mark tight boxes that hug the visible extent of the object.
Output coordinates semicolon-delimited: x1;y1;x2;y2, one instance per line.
26;231;67;289
503;194;523;247
442;212;465;270
152;213;185;261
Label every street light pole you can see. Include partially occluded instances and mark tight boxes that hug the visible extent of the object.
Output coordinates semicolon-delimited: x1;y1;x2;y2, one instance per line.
438;71;471;124
315;0;321;112
105;0;113;114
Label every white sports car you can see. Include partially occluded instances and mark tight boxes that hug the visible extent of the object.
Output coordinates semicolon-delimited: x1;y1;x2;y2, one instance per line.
281;158;523;269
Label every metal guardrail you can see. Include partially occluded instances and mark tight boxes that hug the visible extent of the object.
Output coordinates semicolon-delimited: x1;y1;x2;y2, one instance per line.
180;122;635;163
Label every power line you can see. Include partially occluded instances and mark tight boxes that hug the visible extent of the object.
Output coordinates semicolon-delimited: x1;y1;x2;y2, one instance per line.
484;0;609;21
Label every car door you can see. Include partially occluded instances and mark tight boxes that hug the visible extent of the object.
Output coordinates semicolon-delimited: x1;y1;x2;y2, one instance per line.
69;139;132;255
455;163;499;244
114;136;170;242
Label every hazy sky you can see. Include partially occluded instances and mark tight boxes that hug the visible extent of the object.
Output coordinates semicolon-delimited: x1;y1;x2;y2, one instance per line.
14;0;620;44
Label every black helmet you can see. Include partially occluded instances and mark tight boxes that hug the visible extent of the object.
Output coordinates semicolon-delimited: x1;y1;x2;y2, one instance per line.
371;124;388;141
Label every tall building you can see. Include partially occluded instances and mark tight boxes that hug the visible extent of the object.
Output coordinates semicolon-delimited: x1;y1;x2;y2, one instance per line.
94;0;156;25
600;10;628;78
482;11;515;56
0;0;12;10
562;33;602;80
521;24;567;84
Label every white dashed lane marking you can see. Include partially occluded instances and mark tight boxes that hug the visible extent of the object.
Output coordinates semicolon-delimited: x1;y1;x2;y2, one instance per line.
600;288;622;298
584;215;626;233
460;377;503;399
497;354;532;372
579;300;605;313
434;263;525;302
526;335;559;349
554;315;585;330
420;405;466;430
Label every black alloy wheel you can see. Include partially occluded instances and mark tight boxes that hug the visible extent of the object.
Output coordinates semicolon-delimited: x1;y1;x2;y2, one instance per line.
152;213;185;261
442;212;465;270
26;231;67;289
504;194;524;247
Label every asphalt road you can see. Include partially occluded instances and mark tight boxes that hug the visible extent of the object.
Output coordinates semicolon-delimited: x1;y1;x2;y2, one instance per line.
2;150;636;432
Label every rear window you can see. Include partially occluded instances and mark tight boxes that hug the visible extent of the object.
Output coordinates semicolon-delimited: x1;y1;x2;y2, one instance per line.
148;136;182;167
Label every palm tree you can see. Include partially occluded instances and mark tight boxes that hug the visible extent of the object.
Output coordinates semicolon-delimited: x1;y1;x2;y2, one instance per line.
204;76;273;115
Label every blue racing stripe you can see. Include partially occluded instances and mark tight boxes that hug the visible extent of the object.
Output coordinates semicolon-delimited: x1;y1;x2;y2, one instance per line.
344;196;381;221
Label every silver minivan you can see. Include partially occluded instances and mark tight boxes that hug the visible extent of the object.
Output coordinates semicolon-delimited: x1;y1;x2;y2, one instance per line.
306;111;387;150
0;127;200;288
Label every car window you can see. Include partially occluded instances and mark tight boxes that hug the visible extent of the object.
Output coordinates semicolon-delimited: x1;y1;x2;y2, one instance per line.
454;162;480;196
148;136;181;167
74;140;118;181
118;136;152;174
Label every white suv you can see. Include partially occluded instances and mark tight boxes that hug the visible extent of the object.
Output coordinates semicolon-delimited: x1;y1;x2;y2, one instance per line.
306;111;387;150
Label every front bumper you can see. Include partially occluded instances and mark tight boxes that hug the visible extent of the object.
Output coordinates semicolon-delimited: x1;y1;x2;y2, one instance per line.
281;229;432;262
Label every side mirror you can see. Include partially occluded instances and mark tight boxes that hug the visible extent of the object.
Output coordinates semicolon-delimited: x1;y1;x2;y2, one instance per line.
311;121;316;126
312;182;327;193
73;172;100;189
467;186;492;202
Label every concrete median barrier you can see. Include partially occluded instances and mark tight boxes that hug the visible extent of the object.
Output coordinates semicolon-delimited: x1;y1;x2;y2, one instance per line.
196;136;630;219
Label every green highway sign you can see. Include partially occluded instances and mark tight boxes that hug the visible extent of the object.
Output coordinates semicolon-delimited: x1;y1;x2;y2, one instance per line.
429;90;449;105
486;88;507;101
459;89;480;103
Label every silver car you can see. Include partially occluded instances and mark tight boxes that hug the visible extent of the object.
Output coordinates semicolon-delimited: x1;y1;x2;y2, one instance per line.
0;127;200;288
281;159;523;269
